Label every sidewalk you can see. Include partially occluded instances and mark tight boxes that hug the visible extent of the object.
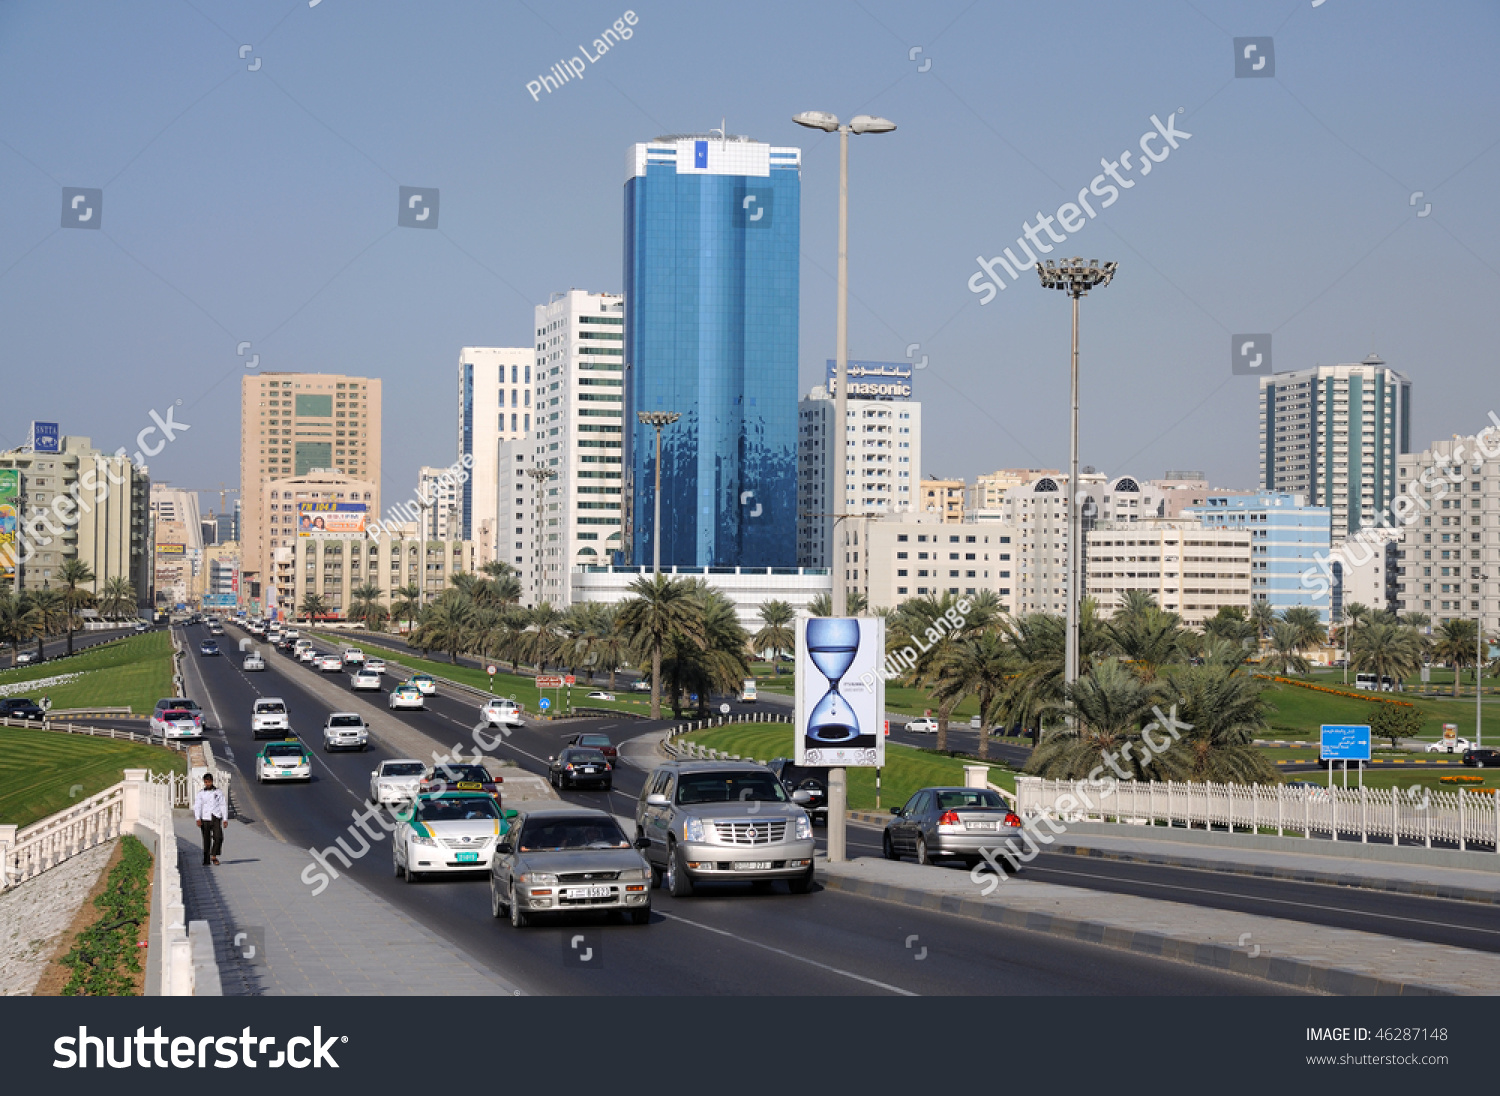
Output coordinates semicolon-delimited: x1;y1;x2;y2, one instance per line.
817;856;1500;995
174;812;523;996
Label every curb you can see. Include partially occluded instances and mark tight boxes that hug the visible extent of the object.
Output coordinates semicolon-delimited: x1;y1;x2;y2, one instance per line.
816;872;1456;996
1047;843;1500;906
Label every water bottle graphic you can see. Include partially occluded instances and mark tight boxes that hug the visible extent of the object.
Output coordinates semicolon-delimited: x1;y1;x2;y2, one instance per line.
805;618;862;744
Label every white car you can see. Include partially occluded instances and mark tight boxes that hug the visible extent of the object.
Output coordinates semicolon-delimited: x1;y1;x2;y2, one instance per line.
257;739;312;783
243;653;266;671
389;684;424;711
480;699;524;727
322;712;369;752
406;674;437;696
369;758;425;807
905;717;939;734
297;646;319;664
251;697;291;739
14;651;37;665
364;657;386;675
151;707;202;741
317;654;343;672
282;629;300;642
351;668;383;691
1428;738;1473;754
586;691;616;702
392;792;509;881
342;647;365;667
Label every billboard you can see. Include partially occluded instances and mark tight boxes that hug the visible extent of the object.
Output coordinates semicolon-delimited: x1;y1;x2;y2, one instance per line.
155;543;186;555
30;421;60;452
794;617;886;767
0;470;16;575
298;502;367;536
824;360;913;401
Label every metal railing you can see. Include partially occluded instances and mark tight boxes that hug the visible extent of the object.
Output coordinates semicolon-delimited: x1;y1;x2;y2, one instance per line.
1015;775;1500;851
0;713;168;745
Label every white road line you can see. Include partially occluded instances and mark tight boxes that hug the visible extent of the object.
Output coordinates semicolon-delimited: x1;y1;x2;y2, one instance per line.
655;909;919;996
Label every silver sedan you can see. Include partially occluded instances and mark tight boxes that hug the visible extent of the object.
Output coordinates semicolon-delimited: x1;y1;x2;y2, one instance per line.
883;786;1025;868
490;808;653;927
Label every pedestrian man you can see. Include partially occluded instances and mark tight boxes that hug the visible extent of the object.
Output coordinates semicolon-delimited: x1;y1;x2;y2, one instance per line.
193;772;229;866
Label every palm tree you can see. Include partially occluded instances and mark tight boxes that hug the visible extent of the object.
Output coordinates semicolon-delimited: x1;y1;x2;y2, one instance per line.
808;590;868;617
1400;611;1431;632
1162;661;1279;783
928;630;1011;759
661;583;751;717
1432;618;1479;697
299;592;329;622
348;582;385;627
22;588;70;662
585;604;630;689
752;600;796;673
412;590;477;663
1265;621;1310;675
0;589;26;663
1280;606;1325;654
1248;600;1277;650
56;558;95;656
1349;619;1425;687
1026;660;1184;781
1203;606;1255;650
98;577;136;621
890;591;982;751
390;583;421;633
618;575;705;719
481;560;517;578
1116;590;1159;622
1109;606;1189;683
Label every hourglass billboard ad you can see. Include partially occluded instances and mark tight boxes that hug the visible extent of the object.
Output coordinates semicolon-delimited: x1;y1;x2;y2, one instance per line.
794;617;886;767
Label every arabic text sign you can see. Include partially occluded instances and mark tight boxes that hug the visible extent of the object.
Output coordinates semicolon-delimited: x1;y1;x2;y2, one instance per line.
824;360;913;401
1320;724;1372;761
535;675;564;688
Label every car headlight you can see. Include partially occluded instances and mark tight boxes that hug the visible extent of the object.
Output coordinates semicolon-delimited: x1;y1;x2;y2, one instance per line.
682;817;707;843
410;833;437;847
794;814;813;841
621;868;650;883
518;871;558;886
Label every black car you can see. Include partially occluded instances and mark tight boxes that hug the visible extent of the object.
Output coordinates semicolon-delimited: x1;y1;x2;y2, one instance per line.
766;758;828;824
199;640;220;656
0;698;47;721
1463;748;1500;769
548;747;612;791
419;763;503;800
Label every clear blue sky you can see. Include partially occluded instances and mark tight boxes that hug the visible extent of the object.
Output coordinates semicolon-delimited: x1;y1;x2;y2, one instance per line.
2;0;1496;517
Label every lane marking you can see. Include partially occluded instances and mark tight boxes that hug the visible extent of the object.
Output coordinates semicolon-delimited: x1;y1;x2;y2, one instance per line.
655;909;919;996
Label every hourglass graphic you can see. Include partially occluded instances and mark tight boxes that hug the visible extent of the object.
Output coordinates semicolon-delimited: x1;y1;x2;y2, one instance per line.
805;618;862;744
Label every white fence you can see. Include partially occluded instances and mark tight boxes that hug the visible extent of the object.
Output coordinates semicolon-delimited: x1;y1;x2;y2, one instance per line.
1015;776;1500;852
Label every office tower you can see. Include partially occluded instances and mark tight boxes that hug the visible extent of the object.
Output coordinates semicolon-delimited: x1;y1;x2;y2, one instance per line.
849;511;1017;611
532;290;625;607
458;346;533;565
417;465;462;542
240;372;382;607
1258;355;1411;541
797;380;922;568
624;132;800;567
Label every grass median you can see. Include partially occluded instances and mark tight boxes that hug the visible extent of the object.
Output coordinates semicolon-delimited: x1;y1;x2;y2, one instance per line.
0;631;174;716
679;723;1017;812
0;724;186;829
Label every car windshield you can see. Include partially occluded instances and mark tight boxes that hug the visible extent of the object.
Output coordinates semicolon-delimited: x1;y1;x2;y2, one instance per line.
417;798;500;822
564;750;607;764
431;765;490;784
382;762;424;777
265;743;304;758
577;735;610;747
164;710;193;720
255;702;286;714
329;716;362;727
518;816;628;851
676;773;788;804
934;790;1006;810
160;699;198;711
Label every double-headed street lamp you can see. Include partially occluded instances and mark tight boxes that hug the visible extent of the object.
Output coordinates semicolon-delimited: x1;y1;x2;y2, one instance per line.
1037;257;1117;694
636;411;681;577
525;466;556;606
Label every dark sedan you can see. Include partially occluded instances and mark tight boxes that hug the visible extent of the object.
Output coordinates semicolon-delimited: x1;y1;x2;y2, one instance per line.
420;763;503;801
199;640;221;656
564;732;617;760
1463;748;1500;769
548;747;612;791
765;758;828;825
0;698;47;722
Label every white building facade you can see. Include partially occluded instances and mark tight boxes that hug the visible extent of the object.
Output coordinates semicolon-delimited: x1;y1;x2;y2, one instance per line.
848;511;1017;612
1086;519;1252;627
458;346;533;566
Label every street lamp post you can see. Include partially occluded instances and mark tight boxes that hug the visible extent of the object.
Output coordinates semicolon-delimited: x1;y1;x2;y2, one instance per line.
525;466;556;607
1036;257;1117;696
794;108;896;866
636;412;681;577
1479;575;1491;748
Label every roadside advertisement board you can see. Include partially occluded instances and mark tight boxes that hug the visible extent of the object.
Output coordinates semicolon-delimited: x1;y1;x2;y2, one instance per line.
298;502;367;536
794;617;885;767
155;543;186;555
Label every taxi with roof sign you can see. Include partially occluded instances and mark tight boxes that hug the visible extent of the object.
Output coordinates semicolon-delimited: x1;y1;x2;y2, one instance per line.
393;791;517;882
256;738;312;783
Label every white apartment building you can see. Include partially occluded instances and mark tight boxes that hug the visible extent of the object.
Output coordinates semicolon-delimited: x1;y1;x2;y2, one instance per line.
1258;356;1412;541
1086;519;1253;627
263;470;379;617
796;385;922;567
417;465;461;543
1394;432;1500;632
848;511;1018;612
458;346;534;566
530;291;625;606
496;438;541;604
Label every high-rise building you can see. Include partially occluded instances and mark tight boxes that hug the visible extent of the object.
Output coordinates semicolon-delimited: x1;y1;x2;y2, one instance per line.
496;439;539;603
1188;492;1333;623
624;132;800;568
263;470;380;616
417;466;462;543
457;346;533;564
849;511;1017;611
1258;356;1411;541
797;384;922;568
240;372;382;605
532;290;626;607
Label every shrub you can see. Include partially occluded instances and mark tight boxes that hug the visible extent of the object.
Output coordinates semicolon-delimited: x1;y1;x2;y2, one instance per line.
61;835;152;996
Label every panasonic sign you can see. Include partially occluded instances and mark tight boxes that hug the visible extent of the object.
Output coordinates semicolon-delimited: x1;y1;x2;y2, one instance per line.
824;360;913;401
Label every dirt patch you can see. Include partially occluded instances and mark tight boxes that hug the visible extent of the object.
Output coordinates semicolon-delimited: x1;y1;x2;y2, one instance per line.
33;838;153;996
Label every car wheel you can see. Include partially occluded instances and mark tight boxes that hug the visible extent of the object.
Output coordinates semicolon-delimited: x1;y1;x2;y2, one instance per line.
404;858;419;884
393;850;402;877
666;841;693;897
787;865;815;894
490;880;506;919
882;831;899;861
602;781;612;792
916;835;932;866
629;907;651;925
509;884;529;927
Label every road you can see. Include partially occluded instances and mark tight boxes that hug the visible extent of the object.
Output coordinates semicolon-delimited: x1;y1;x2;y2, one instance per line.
177;622;1300;996
0;625;141;671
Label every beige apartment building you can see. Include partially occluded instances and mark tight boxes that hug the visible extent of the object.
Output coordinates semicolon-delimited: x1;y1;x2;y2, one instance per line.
283;521;470;623
261;470;380;616
848;511;1019;612
967;469;1059;511
1086;519;1252;627
240;373;382;606
919;478;966;523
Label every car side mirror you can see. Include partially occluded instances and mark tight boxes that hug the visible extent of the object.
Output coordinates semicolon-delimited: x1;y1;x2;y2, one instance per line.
633;836;651;849
495;842;512;854
890;807;902;815
791;789;813;804
370;771;377;777
503;809;518;820
646;793;669;806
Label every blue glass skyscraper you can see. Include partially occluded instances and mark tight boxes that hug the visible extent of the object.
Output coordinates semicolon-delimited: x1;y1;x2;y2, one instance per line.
623;134;800;568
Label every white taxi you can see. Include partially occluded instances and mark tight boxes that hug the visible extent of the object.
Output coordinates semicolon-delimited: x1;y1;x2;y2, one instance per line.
406;673;437;696
256;739;312;783
389;683;424;711
392;792;514;882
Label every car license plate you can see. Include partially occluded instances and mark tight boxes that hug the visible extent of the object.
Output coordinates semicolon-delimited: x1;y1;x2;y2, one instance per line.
966;821;997;831
564;885;611;899
456;782;483;790
734;861;773;871
455;851;479;863
582;767;597;774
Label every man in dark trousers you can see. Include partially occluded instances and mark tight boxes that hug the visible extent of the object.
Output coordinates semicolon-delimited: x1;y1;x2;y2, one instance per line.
193;772;229;866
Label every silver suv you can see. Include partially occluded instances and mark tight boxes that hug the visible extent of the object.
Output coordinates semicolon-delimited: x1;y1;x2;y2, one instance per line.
635;760;816;896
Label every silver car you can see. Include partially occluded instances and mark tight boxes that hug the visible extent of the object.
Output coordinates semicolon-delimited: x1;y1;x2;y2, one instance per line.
490;808;653;927
635;761;816;897
883;786;1024;868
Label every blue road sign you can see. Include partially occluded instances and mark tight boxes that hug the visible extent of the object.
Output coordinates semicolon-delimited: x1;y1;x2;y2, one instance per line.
539;698;551;710
1320;724;1372;761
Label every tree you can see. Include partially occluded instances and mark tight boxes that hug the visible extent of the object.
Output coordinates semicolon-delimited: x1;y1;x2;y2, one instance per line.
56;558;96;656
412;590;478;663
22;588;70;662
1025;660;1185;781
1348;620;1425;687
808;591;868;617
752;600;795;672
928;630;1011;759
1400;611;1431;632
1266;621;1310;675
0;589;26;663
98;577;137;620
890;591;984;751
348;582;386;627
660;583;751;717
618;575;705;720
1248;600;1277;650
1163;662;1279;783
1203;606;1255;650
390;583;421;633
1280;606;1325;654
1366;703;1424;751
1432;618;1479;697
1109;606;1189;683
298;593;329;622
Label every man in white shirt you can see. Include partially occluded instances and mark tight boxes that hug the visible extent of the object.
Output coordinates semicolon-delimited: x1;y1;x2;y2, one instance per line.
193;773;229;866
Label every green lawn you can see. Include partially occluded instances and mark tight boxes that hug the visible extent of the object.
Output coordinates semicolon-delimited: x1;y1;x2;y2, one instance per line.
1309;769;1500;795
0;724;186;829
0;632;174;715
1259;680;1483;743
679;723;1016;812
